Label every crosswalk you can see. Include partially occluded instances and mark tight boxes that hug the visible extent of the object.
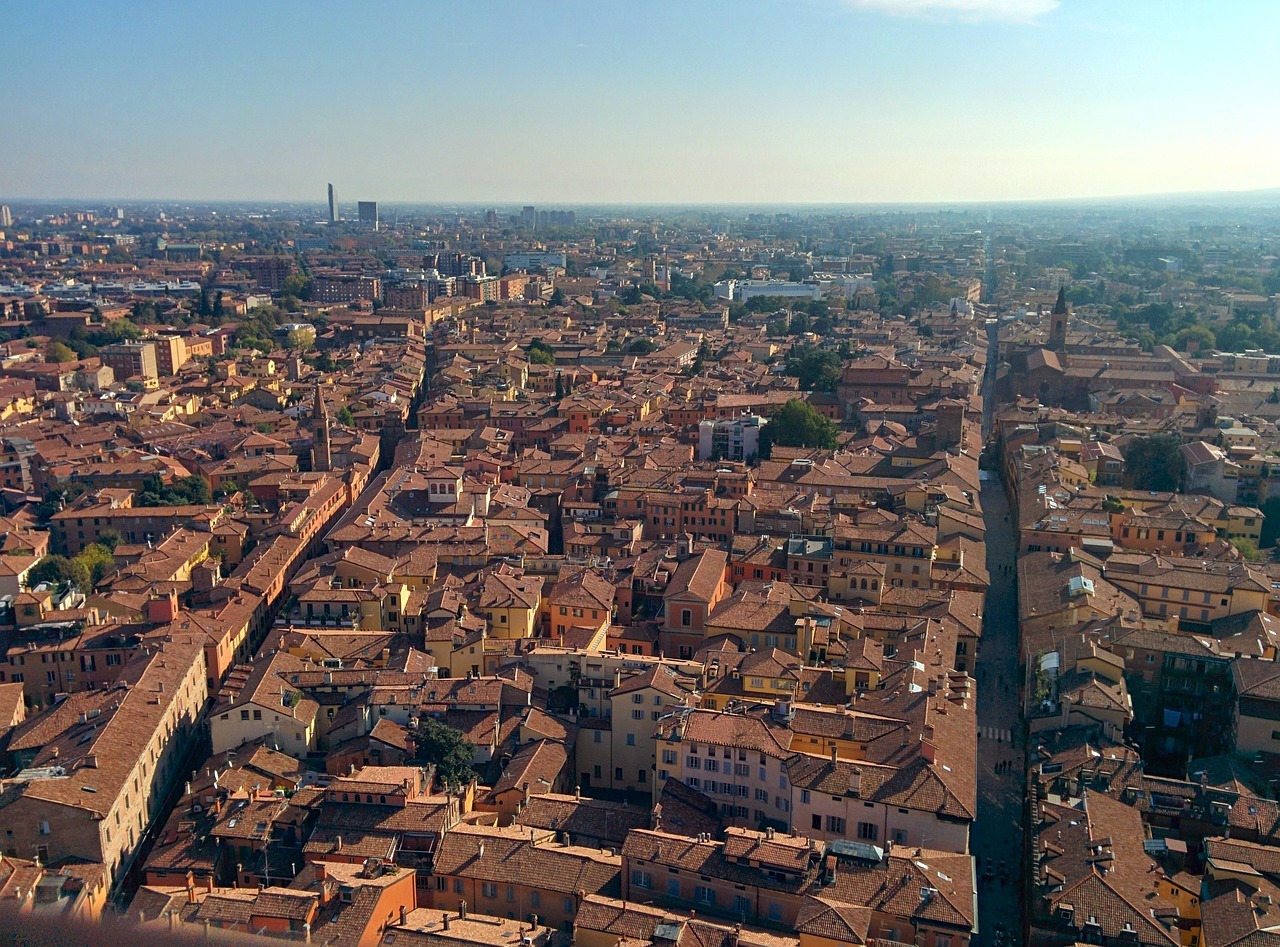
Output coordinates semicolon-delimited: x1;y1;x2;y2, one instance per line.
979;726;1012;742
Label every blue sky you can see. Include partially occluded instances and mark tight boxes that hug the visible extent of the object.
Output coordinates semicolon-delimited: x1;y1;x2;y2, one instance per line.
4;0;1278;203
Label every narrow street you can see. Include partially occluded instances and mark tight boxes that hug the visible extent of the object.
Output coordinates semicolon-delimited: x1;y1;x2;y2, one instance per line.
970;317;1027;946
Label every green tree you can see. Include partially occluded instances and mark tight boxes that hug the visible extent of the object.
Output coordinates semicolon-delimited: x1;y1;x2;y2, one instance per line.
1260;496;1280;548
525;340;556;366
759;399;839;458
335;406;355;426
280;272;312;300
212;291;225;322
410;717;476;791
1170;324;1215;353
97;529;123;552
548;287;565;306
29;554;90;590
785;345;842;392
45;340;76;363
74;543;116;587
1233;537;1264;562
626;338;657;355
555;374;565;399
1122;434;1185;492
286;328;316;351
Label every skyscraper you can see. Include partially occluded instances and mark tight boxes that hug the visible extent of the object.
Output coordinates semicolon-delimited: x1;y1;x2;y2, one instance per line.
327;183;337;223
0;205;11;228
358;201;378;231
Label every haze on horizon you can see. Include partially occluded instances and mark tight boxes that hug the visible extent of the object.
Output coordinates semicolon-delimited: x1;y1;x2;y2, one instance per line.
5;0;1278;206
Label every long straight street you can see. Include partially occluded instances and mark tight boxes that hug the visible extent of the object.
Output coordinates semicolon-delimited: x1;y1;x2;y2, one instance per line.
970;318;1027;946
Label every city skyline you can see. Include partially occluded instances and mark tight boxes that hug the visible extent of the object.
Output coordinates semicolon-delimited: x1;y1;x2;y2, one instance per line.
4;0;1279;204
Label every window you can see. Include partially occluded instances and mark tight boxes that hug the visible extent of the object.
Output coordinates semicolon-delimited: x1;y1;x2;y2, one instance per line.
626;734;636;746
857;822;878;840
530;890;540;908
632;693;643;704
506;885;515;902
667;878;680;898
240;710;249;720
615;767;623;781
662;749;677;764
482;882;497;898
106;654;121;667
826;816;846;834
680;608;692;627
632;869;652;889
564;898;574;915
594;730;602;743
253;709;262;721
801;789;810;803
631;709;644;720
687;756;701;769
695;886;716;906
733;894;751;916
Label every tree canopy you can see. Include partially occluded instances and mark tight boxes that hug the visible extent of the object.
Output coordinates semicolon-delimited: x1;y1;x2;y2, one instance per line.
45;340;76;363
784;345;843;392
759;399;839;458
409;717;476;791
29;542;116;591
138;474;212;507
525;340;556;366
1122;434;1185;492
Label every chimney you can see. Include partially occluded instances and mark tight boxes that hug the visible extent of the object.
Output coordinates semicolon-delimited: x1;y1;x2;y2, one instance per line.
443;912;450;931
335;835;342;852
304;922;311;944
399;905;407;926
830;745;837;765
920;736;937;765
459;899;467;920
187;880;198;904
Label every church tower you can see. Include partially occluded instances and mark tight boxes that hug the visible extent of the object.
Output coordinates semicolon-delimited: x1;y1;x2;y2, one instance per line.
312;384;332;472
1049;286;1069;352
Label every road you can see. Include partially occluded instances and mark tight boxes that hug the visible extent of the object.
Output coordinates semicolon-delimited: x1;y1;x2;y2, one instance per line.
970;317;1027;946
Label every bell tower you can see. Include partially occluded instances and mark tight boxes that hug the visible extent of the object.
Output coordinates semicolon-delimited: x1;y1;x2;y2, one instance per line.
312;384;332;472
1049;286;1069;352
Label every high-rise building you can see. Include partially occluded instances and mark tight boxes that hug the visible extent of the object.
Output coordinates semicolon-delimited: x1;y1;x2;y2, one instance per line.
358;201;378;230
520;205;537;231
0;205;11;228
327;183;337;223
100;341;159;381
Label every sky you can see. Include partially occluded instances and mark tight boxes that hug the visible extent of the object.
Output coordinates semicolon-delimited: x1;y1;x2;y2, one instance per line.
4;0;1279;205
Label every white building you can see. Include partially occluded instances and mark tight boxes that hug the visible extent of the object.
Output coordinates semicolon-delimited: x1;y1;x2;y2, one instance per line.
698;415;766;462
504;251;567;271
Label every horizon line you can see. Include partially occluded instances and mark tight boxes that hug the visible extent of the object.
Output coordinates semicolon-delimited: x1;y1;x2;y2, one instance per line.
4;185;1280;210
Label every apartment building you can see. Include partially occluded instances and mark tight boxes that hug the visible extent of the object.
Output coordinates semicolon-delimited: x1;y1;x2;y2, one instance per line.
0;633;208;890
100;340;158;381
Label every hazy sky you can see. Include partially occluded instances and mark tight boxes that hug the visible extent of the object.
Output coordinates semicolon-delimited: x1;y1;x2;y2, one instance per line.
5;0;1278;204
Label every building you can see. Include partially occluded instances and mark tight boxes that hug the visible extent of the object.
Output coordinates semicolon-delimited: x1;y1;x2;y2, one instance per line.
358;201;378;230
148;334;188;376
327;182;337;223
0;205;11;228
312;274;382;304
698;415;767;462
504;252;568;271
100;341;158;381
0;633;208;891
